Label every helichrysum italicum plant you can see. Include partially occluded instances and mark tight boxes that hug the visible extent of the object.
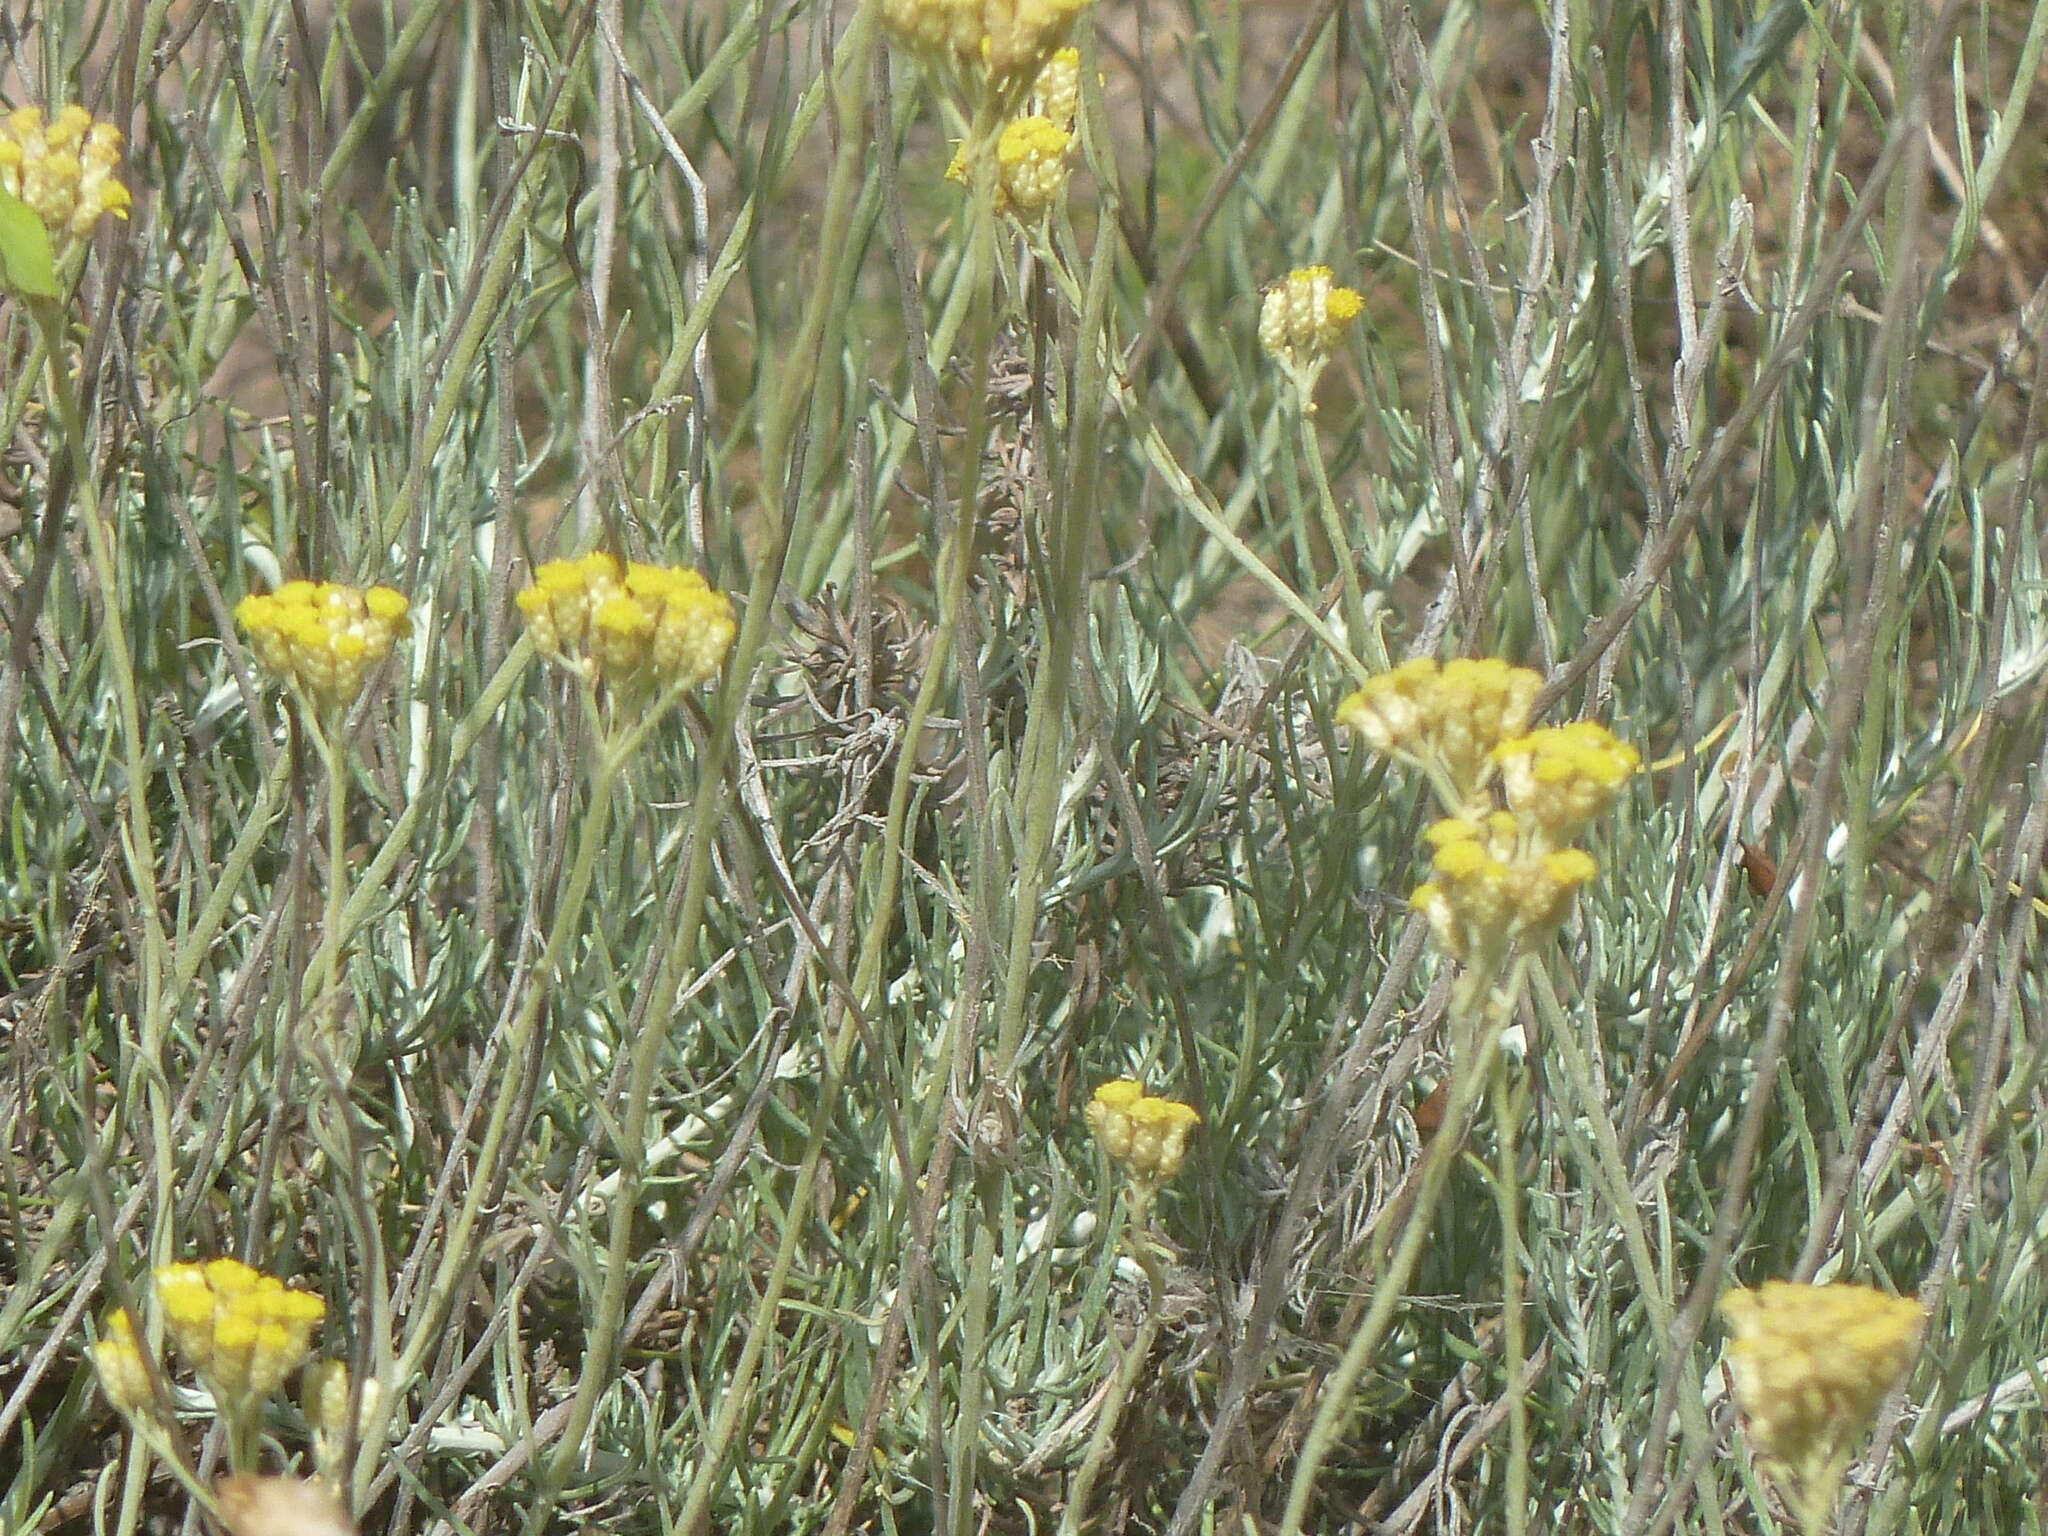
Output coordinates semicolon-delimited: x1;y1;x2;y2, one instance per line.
516;551;736;697
1288;658;1638;1536
87;1259;332;1511
0;104;130;286
1718;1282;1927;1536
1065;1080;1200;1536
1260;265;1364;403
235;580;411;713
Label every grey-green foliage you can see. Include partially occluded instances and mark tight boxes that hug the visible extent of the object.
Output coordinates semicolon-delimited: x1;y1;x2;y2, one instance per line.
5;0;2048;1534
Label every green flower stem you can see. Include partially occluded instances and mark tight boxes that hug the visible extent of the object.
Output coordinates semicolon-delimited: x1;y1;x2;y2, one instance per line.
1276;960;1524;1536
123;1413;222;1521
1026;251;1371;687
357;738;626;1503
29;299;178;1273
950;140;1122;1536
1491;1043;1530;1536
314;715;349;1026
567;10;887;1526
1057;1192;1169;1536
302;707;400;1501
315;639;535;996
1296;402;1377;666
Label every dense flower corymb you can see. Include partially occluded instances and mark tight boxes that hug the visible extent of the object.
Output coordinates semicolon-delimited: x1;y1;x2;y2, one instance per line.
1491;721;1642;851
1259;265;1363;392
515;551;735;692
0;105;131;257
1030;46;1081;133
156;1258;326;1407
236;580;410;708
1409;815;1597;962
1337;656;1634;968
949;114;1072;216
882;0;1091;91
1338;657;1545;807
1718;1281;1925;1534
1086;1079;1200;1189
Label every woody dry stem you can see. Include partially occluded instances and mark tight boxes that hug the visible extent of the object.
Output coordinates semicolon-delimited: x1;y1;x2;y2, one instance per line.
30;301;179;1282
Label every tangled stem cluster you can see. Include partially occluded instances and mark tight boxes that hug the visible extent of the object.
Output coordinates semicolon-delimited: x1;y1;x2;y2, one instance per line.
1339;657;1637;966
1718;1281;1926;1535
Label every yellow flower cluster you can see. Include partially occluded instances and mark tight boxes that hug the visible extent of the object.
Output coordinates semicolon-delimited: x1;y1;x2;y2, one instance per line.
515;550;736;693
90;1310;153;1415
1410;815;1598;963
1340;657;1543;804
156;1258;326;1407
0;105;131;260
883;0;1091;91
1339;658;1637;965
946;48;1080;217
1085;1080;1200;1191
1718;1281;1926;1534
1259;265;1364;394
1493;721;1643;852
235;580;410;709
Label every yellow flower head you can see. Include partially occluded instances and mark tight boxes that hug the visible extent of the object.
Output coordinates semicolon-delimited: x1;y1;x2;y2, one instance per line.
946;48;1080;219
515;551;736;693
1491;721;1641;850
994;115;1072;213
1337;657;1544;807
235;580;410;709
89;1309;154;1415
1718;1282;1925;1534
884;0;1092;91
1411;819;1597;961
154;1259;326;1407
1259;265;1364;388
1086;1079;1199;1189
1031;46;1082;132
303;1358;378;1479
0;104;130;273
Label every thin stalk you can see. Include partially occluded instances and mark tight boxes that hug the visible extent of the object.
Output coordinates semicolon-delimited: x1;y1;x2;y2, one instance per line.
356;742;624;1502
573;8;889;1525
32;301;177;1272
950;125;1120;1536
1057;1193;1168;1536
1491;1046;1529;1536
1276;961;1523;1536
1297;402;1377;665
319;718;347;1024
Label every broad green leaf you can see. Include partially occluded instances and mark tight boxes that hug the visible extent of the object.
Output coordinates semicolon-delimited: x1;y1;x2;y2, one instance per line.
0;186;58;299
